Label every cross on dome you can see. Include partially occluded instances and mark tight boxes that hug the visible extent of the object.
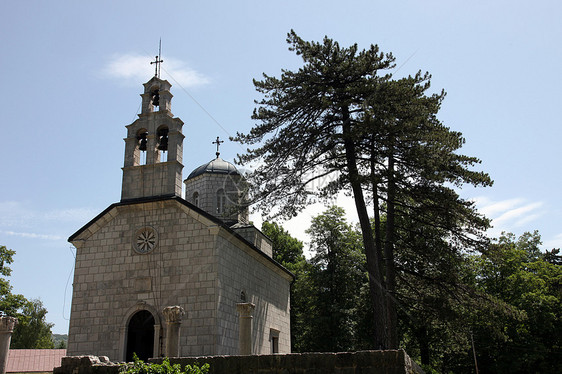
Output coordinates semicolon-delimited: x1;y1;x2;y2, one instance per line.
212;136;224;158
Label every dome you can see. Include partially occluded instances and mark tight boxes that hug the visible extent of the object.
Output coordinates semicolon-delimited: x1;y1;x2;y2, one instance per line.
186;157;240;180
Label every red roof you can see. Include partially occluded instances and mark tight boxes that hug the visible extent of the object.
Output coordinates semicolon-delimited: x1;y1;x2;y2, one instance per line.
6;349;67;373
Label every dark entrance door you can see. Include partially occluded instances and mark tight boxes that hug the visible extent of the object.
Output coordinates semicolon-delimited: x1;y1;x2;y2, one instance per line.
126;310;155;362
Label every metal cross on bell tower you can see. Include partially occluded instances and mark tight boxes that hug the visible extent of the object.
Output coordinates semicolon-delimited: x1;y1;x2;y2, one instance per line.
151;39;163;78
212;136;224;158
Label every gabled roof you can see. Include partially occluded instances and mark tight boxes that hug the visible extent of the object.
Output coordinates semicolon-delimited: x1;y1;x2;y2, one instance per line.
68;195;293;279
6;349;66;373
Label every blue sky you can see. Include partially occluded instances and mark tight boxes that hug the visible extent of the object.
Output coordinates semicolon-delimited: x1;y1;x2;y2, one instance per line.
0;1;560;334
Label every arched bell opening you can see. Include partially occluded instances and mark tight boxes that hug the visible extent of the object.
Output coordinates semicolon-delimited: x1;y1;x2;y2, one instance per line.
157;126;169;162
125;310;155;362
136;129;149;166
150;87;160;111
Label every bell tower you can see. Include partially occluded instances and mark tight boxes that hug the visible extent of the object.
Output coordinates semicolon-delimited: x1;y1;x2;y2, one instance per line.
121;76;184;201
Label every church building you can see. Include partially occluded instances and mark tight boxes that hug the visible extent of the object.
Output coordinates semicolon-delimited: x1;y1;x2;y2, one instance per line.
66;74;293;361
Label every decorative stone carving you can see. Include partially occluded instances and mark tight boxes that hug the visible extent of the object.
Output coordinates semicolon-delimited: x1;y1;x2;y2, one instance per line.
236;303;255;318
163;305;185;323
0;316;17;374
163;306;185;357
0;317;17;333
133;226;158;254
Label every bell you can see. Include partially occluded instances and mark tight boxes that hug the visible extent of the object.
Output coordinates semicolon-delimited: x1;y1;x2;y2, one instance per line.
151;90;160;107
137;132;148;151
139;138;147;151
158;129;169;151
158;137;168;151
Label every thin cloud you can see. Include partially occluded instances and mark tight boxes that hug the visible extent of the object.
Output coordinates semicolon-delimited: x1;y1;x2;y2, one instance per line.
1;230;63;241
513;212;542;228
0;201;99;242
102;53;210;87
492;201;544;227
0;201;98;226
43;208;100;222
473;196;525;218
0;201;39;228
473;196;545;237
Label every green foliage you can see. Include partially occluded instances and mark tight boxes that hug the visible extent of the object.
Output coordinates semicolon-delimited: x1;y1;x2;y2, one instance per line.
401;231;562;373
286;259;314;353
0;245;16;278
0;245;27;317
389;197;485;368
11;299;54;349
261;221;305;269
269;207;372;352
52;333;68;348
265;208;561;373
467;231;562;373
420;364;440;374
121;355;209;374
0;245;55;349
56;339;67;349
302;206;367;352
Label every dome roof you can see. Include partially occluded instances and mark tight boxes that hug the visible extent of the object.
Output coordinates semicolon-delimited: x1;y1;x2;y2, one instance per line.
186;157;240;180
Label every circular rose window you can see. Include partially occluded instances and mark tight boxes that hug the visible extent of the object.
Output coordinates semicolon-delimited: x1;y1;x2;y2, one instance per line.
133;226;158;254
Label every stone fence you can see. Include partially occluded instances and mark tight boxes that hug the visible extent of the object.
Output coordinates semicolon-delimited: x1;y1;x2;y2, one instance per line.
54;350;424;374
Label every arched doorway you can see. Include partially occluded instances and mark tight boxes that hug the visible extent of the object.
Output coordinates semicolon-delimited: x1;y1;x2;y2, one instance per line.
126;310;155;362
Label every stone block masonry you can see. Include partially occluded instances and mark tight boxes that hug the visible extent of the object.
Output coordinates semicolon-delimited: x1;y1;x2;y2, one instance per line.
54;351;424;374
67;197;292;360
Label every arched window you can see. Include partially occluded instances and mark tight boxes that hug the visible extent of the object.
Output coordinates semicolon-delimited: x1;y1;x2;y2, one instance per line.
157;127;169;162
136;129;148;165
216;189;226;214
192;191;199;207
150;88;160;110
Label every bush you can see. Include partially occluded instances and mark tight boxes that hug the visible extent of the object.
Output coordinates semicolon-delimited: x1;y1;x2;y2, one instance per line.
120;355;209;374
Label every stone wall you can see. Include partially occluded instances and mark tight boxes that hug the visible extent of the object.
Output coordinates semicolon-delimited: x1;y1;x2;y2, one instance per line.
54;351;424;374
54;356;115;374
67;200;219;359
67;198;292;360
215;230;291;354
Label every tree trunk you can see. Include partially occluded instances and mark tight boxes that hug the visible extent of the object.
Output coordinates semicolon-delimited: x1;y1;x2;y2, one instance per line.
341;108;387;349
384;152;398;348
370;140;385;285
418;326;430;366
328;241;337;351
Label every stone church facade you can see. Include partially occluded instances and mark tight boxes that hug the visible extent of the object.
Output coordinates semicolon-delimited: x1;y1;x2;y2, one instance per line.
67;76;293;361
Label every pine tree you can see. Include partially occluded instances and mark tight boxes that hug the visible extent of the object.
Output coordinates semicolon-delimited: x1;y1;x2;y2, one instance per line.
233;31;491;347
